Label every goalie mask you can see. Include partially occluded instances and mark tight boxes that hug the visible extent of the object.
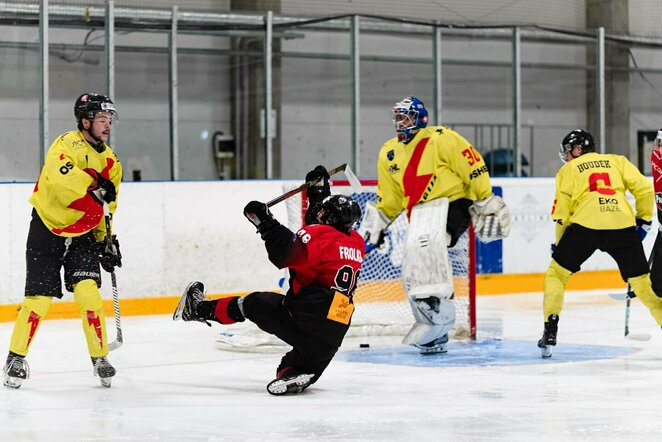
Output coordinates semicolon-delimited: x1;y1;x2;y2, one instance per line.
74;93;118;129
318;195;361;233
559;129;595;163
393;96;428;143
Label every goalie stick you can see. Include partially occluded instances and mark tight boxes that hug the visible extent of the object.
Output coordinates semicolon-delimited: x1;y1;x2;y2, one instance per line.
103;202;124;351
266;163;350;208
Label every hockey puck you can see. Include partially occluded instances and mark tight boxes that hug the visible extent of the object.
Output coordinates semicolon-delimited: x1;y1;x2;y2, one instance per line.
359;343;370;348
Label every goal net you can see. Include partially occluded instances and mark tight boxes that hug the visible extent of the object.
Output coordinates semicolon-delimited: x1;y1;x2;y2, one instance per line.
216;179;476;352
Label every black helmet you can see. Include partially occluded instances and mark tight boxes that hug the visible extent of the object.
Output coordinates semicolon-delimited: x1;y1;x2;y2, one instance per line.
74;93;117;128
560;129;595;162
318;195;361;233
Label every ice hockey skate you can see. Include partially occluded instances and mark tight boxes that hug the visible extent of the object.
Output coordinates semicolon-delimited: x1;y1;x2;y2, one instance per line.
537;314;559;358
3;352;30;389
267;368;314;396
92;356;116;388
415;334;449;354
173;281;206;323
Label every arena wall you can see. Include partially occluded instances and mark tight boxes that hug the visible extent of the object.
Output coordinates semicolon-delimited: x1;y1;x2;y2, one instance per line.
0;178;655;320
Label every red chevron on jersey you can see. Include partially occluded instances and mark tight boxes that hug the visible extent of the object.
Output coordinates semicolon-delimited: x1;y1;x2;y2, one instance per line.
403;137;433;218
51;157;115;235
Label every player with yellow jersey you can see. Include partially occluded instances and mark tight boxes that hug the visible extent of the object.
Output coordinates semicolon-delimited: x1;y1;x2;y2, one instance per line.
538;129;662;358
3;93;123;388
359;96;511;353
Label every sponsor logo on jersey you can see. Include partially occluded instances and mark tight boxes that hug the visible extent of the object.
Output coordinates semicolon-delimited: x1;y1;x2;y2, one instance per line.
387;150;395;161
388;164;400;173
598;196;621;213
469;165;489;180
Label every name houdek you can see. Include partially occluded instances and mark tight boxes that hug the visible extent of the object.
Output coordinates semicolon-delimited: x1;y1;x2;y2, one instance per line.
577;159;611;173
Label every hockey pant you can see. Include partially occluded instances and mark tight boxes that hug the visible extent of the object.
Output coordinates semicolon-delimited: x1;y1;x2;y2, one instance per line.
401;197;456;346
241;291;340;384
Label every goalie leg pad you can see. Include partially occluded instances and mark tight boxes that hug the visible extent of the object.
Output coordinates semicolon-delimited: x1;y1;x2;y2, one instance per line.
402;197;454;301
403;298;456;347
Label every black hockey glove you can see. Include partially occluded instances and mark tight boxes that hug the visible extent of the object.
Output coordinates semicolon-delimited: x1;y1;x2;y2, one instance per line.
304;165;331;225
244;201;278;234
89;171;117;205
305;165;331;202
97;235;122;273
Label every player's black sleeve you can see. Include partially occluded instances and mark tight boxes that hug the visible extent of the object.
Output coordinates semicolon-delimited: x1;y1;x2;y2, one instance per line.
260;223;301;269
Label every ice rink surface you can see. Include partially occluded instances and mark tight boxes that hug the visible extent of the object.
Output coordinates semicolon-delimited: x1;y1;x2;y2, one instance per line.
1;290;661;442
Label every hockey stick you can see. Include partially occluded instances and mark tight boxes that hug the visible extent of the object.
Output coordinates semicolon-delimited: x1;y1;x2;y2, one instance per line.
266;163;348;208
103;202;123;351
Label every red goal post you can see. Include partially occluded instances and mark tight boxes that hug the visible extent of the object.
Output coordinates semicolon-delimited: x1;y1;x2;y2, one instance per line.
287;179;477;340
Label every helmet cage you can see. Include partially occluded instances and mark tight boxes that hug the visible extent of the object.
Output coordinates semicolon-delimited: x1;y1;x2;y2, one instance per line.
392;96;428;143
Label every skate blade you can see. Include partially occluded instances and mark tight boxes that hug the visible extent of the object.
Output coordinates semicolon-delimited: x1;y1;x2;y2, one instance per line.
539;345;554;358
418;344;448;355
172;290;188;321
3;376;23;389
267;374;314;396
100;377;112;388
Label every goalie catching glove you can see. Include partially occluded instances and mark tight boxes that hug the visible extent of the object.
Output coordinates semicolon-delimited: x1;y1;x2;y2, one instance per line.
469;194;511;243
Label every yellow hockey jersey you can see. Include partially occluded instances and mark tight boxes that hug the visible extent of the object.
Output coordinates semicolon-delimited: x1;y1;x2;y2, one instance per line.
375;126;493;220
29;130;122;238
551;151;653;242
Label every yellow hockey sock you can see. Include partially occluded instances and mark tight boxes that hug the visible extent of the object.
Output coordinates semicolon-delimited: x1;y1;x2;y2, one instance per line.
628;274;662;326
9;295;53;356
74;279;108;358
542;259;572;320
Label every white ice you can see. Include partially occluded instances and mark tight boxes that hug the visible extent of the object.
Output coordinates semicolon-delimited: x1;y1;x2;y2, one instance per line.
1;290;661;442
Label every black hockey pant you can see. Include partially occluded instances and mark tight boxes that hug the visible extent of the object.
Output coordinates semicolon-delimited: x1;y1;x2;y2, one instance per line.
243;291;339;384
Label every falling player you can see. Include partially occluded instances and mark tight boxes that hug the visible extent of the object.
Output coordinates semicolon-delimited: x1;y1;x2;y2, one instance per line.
3;93;123;388
538;129;662;357
359;96;511;354
174;166;364;395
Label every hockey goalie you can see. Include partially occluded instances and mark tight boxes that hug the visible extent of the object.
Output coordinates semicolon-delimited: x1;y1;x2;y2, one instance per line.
358;96;511;354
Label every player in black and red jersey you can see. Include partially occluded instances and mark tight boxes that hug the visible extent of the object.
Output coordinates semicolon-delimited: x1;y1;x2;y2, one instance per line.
173;166;363;395
650;130;662;299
